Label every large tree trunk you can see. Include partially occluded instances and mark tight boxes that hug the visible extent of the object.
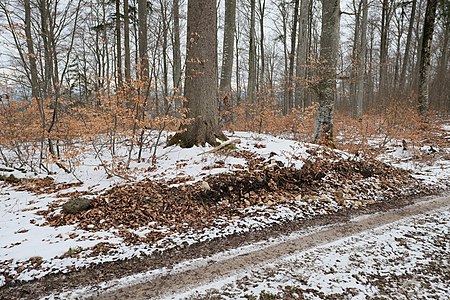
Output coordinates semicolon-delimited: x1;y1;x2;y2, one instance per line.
168;0;225;147
219;0;236;107
313;0;340;145
418;0;438;118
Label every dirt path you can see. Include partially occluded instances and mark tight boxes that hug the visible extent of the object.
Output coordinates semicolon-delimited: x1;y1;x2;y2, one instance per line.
85;195;450;300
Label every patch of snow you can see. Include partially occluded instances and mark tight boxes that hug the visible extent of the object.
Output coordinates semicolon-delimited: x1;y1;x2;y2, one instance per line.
174;207;450;299
1;130;448;288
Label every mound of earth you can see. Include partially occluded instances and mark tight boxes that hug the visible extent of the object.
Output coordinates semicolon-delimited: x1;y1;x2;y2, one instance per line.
41;148;434;245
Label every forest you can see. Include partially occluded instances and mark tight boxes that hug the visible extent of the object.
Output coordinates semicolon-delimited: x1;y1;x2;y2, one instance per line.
0;0;449;299
0;0;448;160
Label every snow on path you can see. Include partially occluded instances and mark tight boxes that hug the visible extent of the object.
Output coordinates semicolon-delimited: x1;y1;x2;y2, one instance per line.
47;196;449;300
173;203;450;300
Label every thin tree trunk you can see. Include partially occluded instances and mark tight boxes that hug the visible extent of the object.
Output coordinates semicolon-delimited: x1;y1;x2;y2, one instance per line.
138;0;149;80
418;0;438;117
247;0;257;103
124;0;131;82
286;0;300;113
356;0;368;118
400;0;417;91
172;0;182;94
115;0;123;88
379;0;389;98
350;0;361;117
219;0;236;115
258;0;266;97
160;0;169;111
295;0;310;111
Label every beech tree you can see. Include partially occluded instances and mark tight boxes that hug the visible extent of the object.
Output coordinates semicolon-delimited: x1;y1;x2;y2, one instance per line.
219;0;237;104
314;0;340;144
168;0;226;147
418;0;438;118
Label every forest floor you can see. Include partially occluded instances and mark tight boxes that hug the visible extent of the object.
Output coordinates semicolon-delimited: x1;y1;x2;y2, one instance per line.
0;122;449;299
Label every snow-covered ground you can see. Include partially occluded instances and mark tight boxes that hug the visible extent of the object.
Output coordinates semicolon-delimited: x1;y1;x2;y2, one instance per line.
179;206;450;300
0;132;312;286
1;128;449;290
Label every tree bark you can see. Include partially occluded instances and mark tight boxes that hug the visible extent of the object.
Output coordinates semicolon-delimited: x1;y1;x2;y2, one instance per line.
172;0;182;92
247;0;257;103
219;0;236;106
379;0;390;98
400;0;417;91
124;0;131;82
295;0;310;111
168;0;226;147
285;0;300;114
418;0;438;117
138;0;149;80
356;0;368;118
313;0;340;145
115;0;123;88
258;0;266;97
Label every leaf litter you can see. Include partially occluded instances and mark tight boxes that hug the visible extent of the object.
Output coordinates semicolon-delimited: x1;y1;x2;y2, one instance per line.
0;130;449;299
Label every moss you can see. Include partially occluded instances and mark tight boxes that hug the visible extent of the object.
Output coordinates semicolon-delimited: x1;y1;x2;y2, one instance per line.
0;174;21;184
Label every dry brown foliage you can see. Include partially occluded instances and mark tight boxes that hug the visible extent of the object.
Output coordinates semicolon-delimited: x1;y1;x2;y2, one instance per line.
224;102;318;141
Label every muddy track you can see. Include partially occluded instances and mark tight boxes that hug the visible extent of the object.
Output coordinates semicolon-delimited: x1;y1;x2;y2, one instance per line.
1;194;449;300
86;195;450;300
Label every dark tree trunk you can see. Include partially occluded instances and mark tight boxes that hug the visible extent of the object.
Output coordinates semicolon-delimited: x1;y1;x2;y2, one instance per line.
379;0;390;98
138;0;149;80
115;0;123;88
400;0;417;91
124;0;131;82
247;0;257;103
168;0;226;147
219;0;236;116
172;0;182;91
418;0;438;117
286;0;300;113
295;0;310;111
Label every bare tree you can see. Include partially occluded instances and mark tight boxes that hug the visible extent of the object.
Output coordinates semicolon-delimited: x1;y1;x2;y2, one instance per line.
138;0;149;80
356;0;368;118
168;0;226;147
247;0;257;103
124;0;131;82
285;0;300;114
220;0;236;103
115;0;123;88
418;0;438;117
399;0;417;91
295;0;310;111
172;0;182;92
314;0;340;144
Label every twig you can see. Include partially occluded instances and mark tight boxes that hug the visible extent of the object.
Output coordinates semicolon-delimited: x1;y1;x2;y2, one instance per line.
200;139;241;155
